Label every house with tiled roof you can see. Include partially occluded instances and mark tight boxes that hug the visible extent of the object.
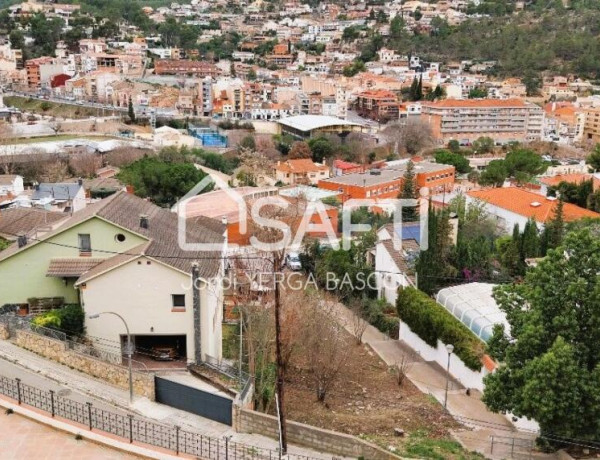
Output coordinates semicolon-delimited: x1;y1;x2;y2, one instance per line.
467;187;600;233
274;159;330;185
538;173;592;196
372;223;420;305
0;191;226;363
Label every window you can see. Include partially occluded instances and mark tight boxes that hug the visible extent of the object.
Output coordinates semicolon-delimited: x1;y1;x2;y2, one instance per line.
78;234;91;255
115;233;126;243
171;294;186;311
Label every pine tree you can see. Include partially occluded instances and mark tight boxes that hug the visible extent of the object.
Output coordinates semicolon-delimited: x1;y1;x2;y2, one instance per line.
400;160;418;222
128;96;136;123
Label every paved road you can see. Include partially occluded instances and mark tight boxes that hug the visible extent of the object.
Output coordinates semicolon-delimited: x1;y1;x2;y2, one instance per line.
0;340;339;459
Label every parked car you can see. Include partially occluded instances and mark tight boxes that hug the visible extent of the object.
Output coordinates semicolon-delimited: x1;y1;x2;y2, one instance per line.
151;345;178;361
285;252;302;271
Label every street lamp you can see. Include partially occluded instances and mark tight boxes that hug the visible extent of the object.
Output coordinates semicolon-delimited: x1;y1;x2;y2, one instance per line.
443;343;454;409
88;312;134;404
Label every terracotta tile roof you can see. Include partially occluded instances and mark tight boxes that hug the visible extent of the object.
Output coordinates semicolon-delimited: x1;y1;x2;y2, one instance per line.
333;159;360;170
538;173;592;187
482;354;497;372
46;258;104;277
275;159;329;174
75;242;149;285
467;187;600;223
0;208;67;240
0;175;19;185
422;98;527;109
0;192;225;280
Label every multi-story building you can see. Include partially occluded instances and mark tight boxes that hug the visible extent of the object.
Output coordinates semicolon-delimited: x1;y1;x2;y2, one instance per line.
318;160;455;202
354;90;401;122
154;59;221;77
578;107;600;144
420;98;544;145
25;57;63;89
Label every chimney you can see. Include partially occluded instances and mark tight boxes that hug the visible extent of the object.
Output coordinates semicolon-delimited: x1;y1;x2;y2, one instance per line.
77;177;83;186
17;234;27;248
139;214;149;229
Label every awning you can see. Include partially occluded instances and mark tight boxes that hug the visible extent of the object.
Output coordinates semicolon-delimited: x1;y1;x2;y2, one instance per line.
46;258;104;278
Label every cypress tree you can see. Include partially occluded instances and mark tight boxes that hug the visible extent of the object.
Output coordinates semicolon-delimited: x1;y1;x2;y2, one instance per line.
128;96;136;123
400;160;418;222
416;75;423;101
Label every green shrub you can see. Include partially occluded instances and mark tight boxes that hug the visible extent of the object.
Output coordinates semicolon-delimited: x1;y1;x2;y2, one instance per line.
396;288;484;371
31;304;85;337
363;298;398;337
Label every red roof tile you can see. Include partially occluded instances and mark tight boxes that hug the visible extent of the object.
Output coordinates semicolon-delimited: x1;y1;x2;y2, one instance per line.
467;187;600;223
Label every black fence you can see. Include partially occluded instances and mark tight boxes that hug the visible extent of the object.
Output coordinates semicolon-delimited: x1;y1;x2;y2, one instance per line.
0;375;318;460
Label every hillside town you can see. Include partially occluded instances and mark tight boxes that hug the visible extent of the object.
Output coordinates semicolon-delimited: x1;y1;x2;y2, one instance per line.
1;0;600;459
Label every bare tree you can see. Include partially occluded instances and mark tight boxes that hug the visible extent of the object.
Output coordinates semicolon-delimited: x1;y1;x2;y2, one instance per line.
301;299;351;403
105;147;150;167
49;120;61;135
391;353;414;387
69;152;102;178
383;118;434;156
349;299;368;345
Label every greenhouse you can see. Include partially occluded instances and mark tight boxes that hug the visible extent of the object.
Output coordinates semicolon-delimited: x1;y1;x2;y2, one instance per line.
435;283;510;342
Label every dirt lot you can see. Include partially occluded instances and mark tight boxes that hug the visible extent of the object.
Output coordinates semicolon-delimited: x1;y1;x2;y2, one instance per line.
284;337;483;459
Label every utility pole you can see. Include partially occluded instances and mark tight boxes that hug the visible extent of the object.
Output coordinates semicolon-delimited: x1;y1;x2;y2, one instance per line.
273;254;287;454
192;262;202;363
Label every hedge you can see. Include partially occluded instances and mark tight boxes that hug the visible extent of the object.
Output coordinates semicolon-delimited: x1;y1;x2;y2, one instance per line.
31;304;85;337
396;287;484;371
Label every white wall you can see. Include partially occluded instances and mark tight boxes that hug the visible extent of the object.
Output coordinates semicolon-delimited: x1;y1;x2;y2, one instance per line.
375;242;410;305
399;320;489;391
81;256;222;362
466;195;533;234
399;320;540;432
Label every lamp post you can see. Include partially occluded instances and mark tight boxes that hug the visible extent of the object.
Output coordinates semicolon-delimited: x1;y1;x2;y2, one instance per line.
444;343;454;409
89;312;133;404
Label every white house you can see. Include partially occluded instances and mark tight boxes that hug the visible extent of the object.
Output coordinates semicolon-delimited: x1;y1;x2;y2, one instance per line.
0;175;24;196
31;182;87;213
373;224;419;305
466;187;600;233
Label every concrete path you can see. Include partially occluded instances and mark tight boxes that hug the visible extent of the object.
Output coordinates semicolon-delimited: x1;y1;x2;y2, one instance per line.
0;340;336;459
330;301;556;460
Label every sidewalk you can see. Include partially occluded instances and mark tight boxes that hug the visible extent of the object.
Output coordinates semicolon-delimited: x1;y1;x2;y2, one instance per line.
0;339;337;460
330;302;556;460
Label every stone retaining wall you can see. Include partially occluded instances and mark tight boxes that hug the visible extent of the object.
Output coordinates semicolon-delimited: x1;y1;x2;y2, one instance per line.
0;323;8;340
14;330;154;399
236;407;399;460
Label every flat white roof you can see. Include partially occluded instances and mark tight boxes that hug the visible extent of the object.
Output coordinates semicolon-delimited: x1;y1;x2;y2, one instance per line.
277;115;361;132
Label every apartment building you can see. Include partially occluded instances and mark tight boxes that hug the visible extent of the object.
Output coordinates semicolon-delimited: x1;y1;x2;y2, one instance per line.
420;98;544;145
318;161;455;202
25;56;63;89
579;107;600;144
154;59;221;77
354;90;401;122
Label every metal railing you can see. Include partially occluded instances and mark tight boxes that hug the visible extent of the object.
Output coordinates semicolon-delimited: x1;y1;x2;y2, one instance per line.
0;315;145;370
0;375;318;460
490;434;535;458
